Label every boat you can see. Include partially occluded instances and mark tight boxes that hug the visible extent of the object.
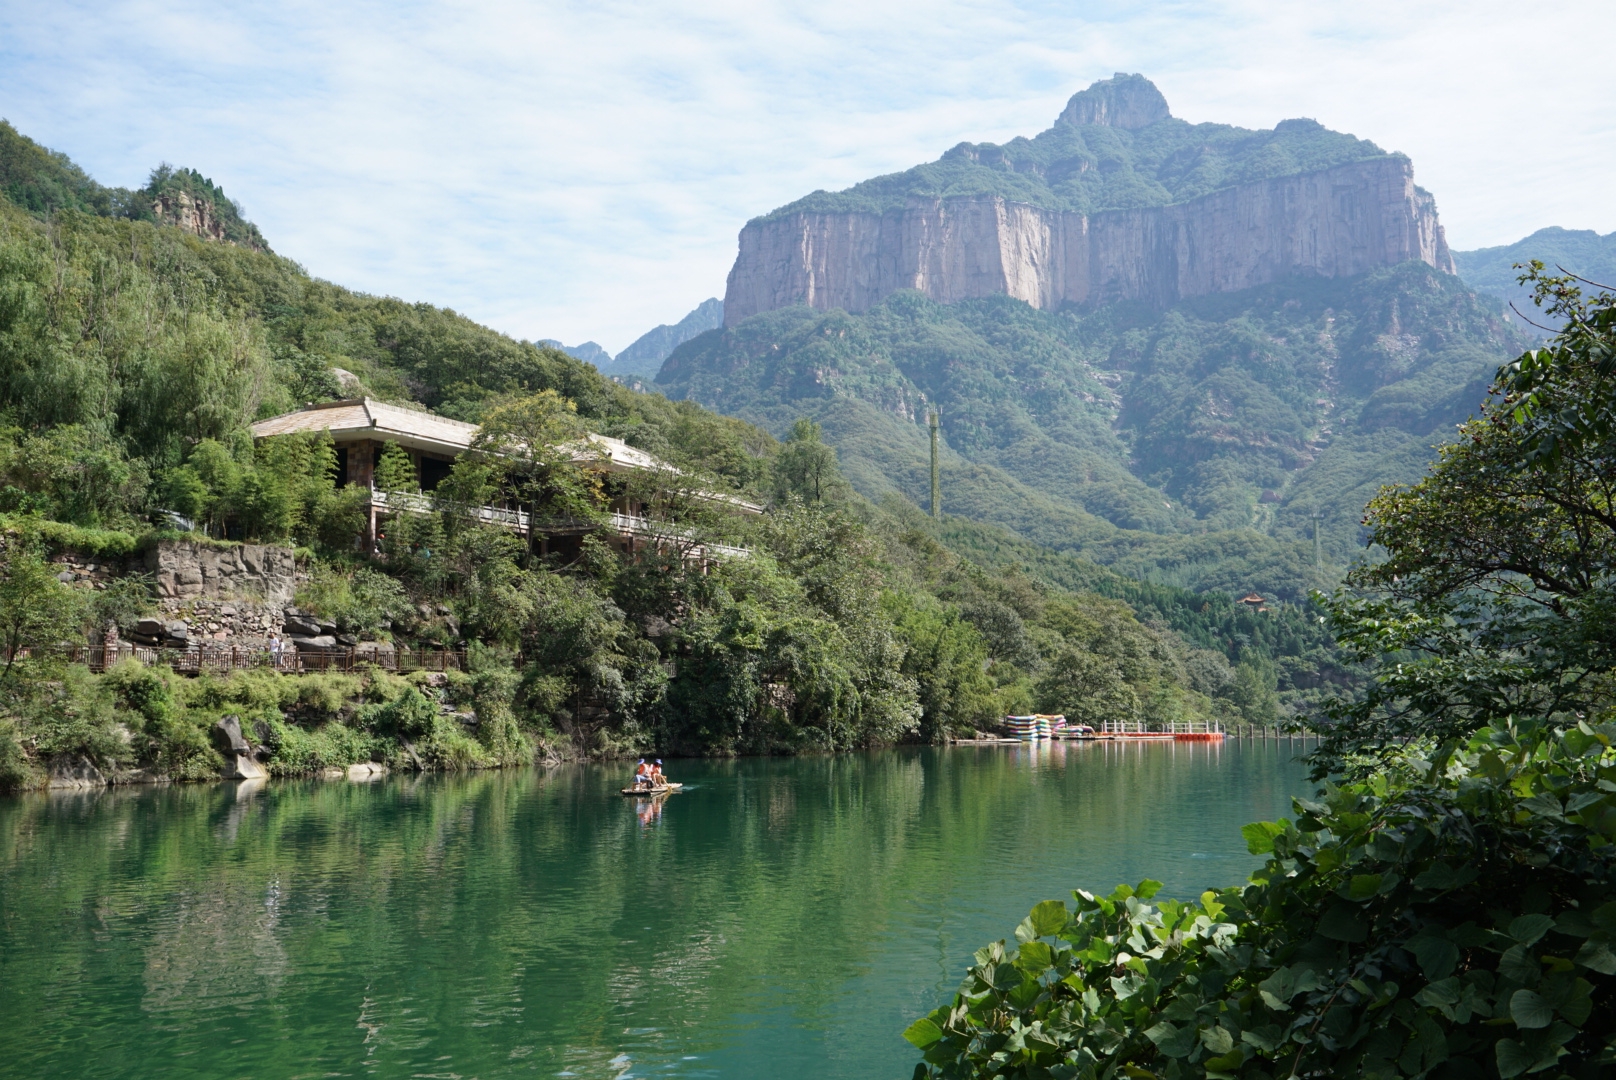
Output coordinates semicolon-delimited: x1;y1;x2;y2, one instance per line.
619;783;683;796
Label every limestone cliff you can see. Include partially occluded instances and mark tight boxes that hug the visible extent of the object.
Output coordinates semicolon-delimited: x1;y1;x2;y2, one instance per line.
723;77;1453;323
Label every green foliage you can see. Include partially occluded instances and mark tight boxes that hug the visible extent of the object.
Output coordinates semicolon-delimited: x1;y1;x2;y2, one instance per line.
883;591;999;740
0;541;84;685
908;721;1616;1080
660;266;1518;602
1316;269;1616;769
374;441;416;493
296;564;412;636
773;418;849;505
87;574;157;635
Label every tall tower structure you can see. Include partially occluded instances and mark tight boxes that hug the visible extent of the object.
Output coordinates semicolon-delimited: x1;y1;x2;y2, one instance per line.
929;410;941;520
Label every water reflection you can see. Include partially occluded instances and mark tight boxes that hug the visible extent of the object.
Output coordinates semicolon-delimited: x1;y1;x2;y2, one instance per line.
0;742;1313;1080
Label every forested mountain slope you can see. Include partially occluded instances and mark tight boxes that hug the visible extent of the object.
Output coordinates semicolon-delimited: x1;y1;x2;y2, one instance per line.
660;262;1525;599
0;119;1341;781
1453;226;1616;334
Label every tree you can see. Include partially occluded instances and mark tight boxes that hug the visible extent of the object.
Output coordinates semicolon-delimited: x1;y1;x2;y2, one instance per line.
1314;268;1616;770
0;543;84;685
374;441;416;493
772;419;847;505
465;390;603;554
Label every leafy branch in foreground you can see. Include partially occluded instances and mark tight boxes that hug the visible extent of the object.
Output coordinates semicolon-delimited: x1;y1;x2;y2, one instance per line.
1308;267;1616;770
907;721;1616;1080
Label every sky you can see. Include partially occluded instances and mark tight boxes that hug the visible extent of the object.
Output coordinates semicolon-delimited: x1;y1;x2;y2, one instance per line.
2;1;1612;354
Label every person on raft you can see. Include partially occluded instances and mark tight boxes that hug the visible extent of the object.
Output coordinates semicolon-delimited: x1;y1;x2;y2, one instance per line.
650;760;667;786
633;759;653;789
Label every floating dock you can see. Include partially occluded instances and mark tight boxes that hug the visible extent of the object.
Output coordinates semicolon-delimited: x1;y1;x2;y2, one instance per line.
952;717;1226;745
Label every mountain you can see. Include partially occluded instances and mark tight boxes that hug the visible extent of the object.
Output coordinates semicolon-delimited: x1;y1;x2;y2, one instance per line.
723;74;1452;324
662;78;1525;602
608;298;725;378
1453;227;1616;334
661;265;1519;600
0;120;268;251
540;338;614;369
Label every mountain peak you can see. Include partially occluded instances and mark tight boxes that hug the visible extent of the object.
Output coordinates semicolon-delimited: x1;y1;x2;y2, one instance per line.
1056;73;1170;131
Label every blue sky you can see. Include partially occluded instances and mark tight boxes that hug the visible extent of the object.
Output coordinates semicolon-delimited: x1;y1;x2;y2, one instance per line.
2;0;1611;352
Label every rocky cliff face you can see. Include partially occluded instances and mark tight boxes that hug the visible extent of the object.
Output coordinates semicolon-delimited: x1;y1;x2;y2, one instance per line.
724;156;1453;323
151;189;231;244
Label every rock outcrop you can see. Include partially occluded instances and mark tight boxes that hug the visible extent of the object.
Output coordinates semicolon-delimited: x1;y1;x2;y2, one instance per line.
145;540;297;608
723;156;1453;323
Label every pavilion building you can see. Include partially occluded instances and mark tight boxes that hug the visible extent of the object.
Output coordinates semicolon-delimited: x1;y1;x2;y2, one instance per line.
250;398;757;559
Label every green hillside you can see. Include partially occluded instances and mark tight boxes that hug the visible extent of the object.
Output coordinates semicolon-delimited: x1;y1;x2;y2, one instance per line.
659;263;1524;600
1453;226;1616;333
761;75;1389;222
0;119;268;250
0;118;1344;786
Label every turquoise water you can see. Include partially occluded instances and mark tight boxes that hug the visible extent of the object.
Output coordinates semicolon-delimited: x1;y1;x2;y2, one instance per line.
0;739;1314;1079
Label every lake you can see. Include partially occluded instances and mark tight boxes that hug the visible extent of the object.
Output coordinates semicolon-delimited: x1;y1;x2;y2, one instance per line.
0;739;1315;1079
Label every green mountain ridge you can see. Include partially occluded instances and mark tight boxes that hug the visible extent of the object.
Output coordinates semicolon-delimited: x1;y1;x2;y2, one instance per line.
0;120;268;251
660;263;1524;601
1452;226;1616;334
761;74;1393;224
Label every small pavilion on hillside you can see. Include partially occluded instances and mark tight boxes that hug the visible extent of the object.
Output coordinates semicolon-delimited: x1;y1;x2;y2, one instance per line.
250;398;758;559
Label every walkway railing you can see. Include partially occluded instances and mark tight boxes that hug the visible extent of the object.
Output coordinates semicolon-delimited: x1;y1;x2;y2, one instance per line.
1097;718;1226;735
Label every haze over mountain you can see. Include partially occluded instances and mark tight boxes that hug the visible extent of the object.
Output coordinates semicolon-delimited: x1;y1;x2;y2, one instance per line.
661;76;1523;600
546;299;724;381
1452;227;1616;335
609;299;724;378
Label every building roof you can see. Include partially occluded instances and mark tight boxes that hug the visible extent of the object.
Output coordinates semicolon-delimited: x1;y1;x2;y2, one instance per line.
252;399;764;514
250;398;480;457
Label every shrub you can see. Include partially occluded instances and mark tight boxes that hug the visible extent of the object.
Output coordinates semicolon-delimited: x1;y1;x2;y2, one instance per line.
907;721;1616;1080
0;716;35;791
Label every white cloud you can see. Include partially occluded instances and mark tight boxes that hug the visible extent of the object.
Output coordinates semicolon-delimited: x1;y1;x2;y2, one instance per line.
1;0;1611;351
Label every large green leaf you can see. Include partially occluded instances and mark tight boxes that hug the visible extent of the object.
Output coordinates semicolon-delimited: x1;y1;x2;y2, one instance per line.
1027;900;1069;938
1410;934;1460;980
1317;903;1368;942
1510;914;1555;946
1347;873;1383;900
1574;937;1616;975
1015;940;1053;975
1510;989;1554;1029
903;1017;943;1049
1241;821;1285;855
1200;1025;1235;1055
1500;943;1540;984
1144;1021;1196;1059
1495;1039;1536;1079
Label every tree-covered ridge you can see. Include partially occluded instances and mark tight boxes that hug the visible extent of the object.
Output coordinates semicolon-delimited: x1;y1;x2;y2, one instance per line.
659;263;1524;600
0;118;1331;788
757;77;1388;222
0;120;268;251
1453;226;1616;335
